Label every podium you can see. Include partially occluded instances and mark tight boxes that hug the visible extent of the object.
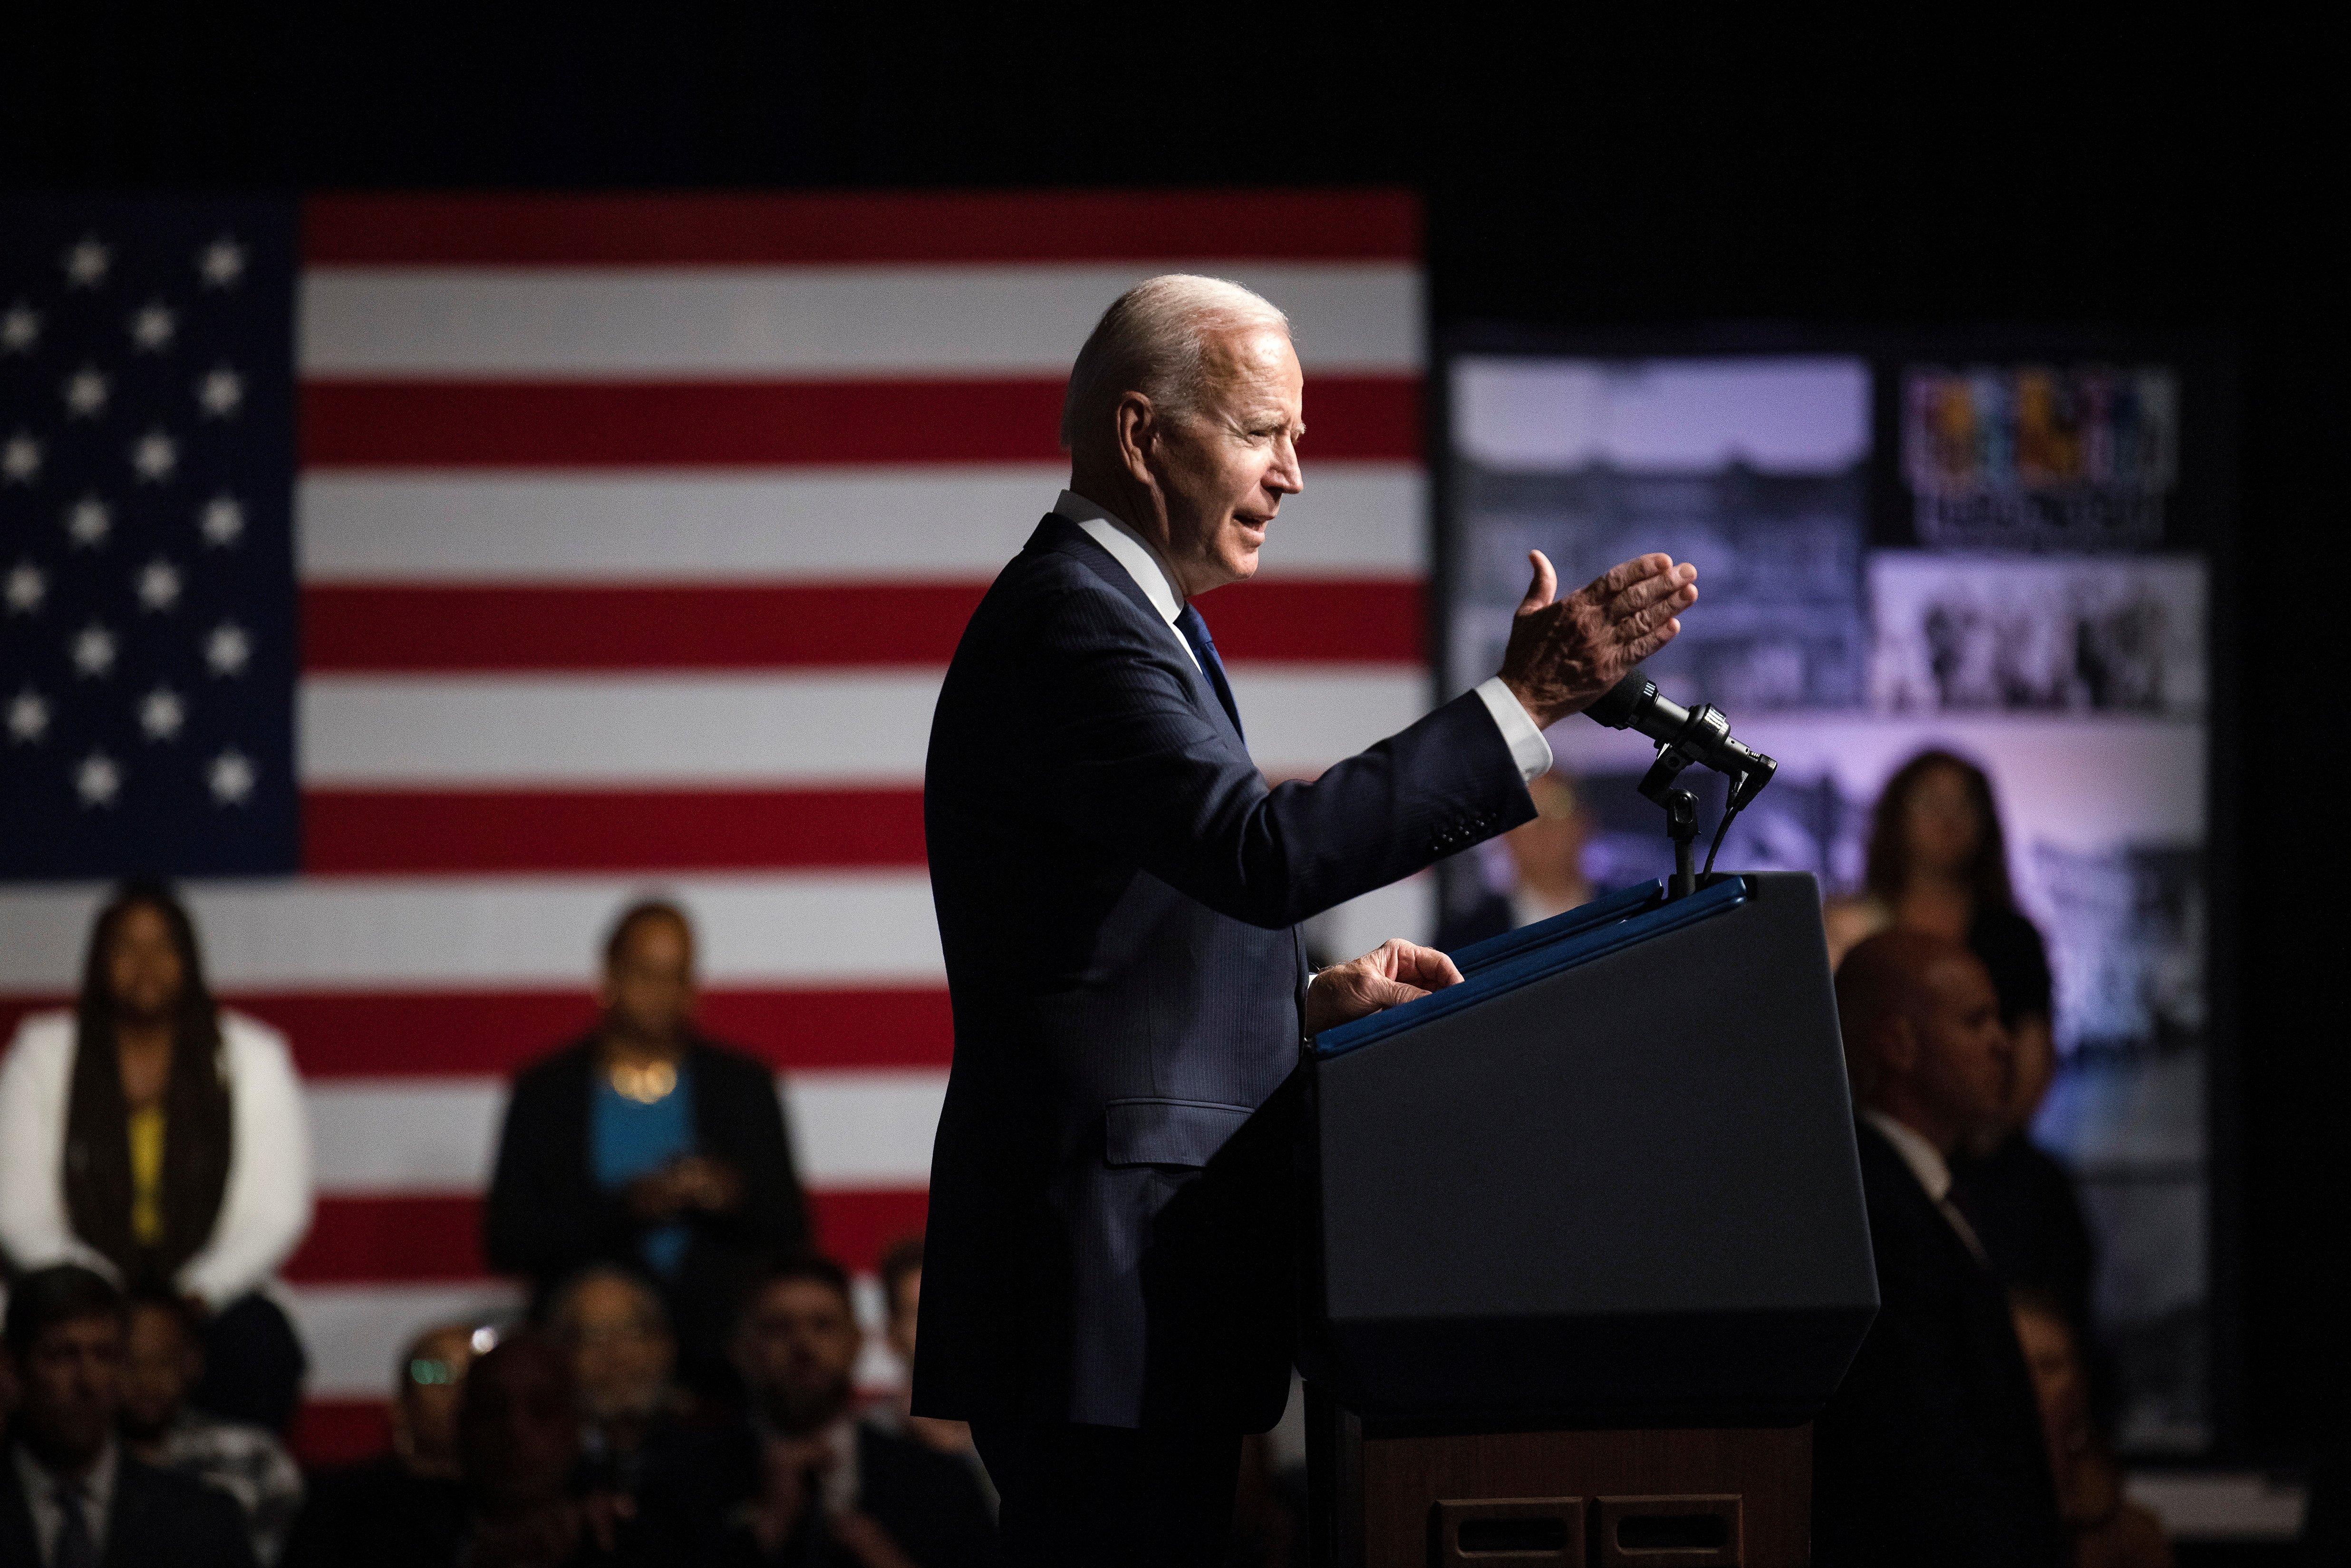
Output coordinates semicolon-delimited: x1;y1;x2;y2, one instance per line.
1299;872;1877;1567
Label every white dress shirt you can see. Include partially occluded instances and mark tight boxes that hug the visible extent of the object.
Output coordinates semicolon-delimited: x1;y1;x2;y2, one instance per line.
1050;491;1554;782
1861;1107;1989;1262
12;1437;118;1566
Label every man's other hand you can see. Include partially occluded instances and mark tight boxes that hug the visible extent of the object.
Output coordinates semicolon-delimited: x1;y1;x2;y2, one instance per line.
1305;939;1464;1035
1499;550;1698;729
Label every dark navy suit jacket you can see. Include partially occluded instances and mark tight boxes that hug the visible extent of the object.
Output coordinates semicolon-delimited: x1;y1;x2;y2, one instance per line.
914;515;1535;1432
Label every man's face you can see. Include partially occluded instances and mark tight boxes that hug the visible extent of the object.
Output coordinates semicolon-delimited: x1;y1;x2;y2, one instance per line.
1143;325;1305;597
458;1344;578;1506
733;1279;862;1435
14;1313;125;1468
106;903;186;1023
1910;953;2013;1138
560;1278;675;1422
600;914;695;1047
119;1302;200;1440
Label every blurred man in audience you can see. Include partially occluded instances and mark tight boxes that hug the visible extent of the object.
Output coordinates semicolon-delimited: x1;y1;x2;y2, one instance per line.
118;1288;302;1564
1434;772;1594;951
279;1322;474;1568
1813;931;2063;1567
0;1265;254;1567
650;1257;992;1567
544;1267;689;1494
486;901;810;1399
2011;1290;2171;1568
866;1234;995;1518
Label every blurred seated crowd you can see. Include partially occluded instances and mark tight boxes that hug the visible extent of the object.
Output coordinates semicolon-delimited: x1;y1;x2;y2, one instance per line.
0;748;2202;1566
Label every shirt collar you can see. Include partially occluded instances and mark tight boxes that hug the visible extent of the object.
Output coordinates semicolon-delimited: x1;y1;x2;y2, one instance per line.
1861;1107;1953;1203
14;1434;120;1525
1054;490;1189;629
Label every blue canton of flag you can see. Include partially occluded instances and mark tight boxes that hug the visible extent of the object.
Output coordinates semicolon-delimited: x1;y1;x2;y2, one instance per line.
2;198;299;877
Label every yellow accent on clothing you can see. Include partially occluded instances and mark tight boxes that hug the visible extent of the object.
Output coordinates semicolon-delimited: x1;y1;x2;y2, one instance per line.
127;1104;166;1245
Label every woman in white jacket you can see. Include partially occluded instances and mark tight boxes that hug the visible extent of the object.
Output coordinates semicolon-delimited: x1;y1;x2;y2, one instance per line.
0;880;313;1430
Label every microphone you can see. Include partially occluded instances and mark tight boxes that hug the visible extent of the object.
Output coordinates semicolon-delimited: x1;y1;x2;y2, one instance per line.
1586;670;1777;809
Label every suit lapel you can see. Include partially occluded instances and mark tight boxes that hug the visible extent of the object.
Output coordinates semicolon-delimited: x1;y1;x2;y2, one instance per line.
1028;516;1248;752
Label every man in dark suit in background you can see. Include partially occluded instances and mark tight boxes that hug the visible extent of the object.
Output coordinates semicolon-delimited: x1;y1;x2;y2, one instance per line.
916;273;1700;1565
486;902;809;1398
1813;931;2064;1567
1;1265;253;1568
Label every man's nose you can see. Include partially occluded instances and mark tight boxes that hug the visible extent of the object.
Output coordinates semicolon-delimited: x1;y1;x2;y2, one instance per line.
1268;442;1304;494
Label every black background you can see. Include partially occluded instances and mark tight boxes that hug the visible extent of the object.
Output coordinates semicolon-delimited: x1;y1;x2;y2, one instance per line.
6;3;2334;1460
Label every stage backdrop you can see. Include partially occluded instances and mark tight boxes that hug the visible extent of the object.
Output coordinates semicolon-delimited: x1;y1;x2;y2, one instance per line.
0;191;1430;1460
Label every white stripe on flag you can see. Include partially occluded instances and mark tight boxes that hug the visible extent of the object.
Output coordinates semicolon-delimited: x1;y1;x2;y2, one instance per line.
297;668;1431;786
304;1069;943;1196
298;263;1422;377
297;465;1426;583
0;873;943;992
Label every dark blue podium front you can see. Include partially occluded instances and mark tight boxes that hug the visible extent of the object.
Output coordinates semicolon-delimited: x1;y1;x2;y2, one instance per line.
1299;871;1877;1430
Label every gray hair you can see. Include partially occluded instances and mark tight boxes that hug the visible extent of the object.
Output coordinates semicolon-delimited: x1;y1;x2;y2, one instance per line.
542;1264;669;1341
1058;274;1290;464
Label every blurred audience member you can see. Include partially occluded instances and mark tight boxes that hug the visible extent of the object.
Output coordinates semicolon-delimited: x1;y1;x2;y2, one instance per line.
544;1267;689;1494
649;1257;993;1567
279;1322;475;1568
0;881;313;1432
119;1287;302;1564
2010;1291;2172;1568
1812;932;2062;1567
1435;772;1593;951
1825;751;2055;1064
867;1235;975;1459
486;901;809;1399
454;1334;671;1568
0;1265;254;1567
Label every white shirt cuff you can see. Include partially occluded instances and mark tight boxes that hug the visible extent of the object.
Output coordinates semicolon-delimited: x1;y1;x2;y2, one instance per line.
1473;677;1555;784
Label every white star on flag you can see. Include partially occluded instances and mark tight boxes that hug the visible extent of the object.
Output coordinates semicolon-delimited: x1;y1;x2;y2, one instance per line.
5;561;45;614
2;302;39;354
63;364;110;418
198;494;245;547
128;299;177;352
205;620;252;677
196;235;246;289
6;688;48;745
66;494;112;547
72;621;120;678
135;558;184;611
208;747;256;805
3;432;40;484
62;235;112;289
76;750;123;807
195;365;244;419
131;428;178;482
139;685;187;741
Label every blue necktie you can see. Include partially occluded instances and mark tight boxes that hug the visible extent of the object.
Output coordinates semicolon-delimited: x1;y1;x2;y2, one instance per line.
1173;603;1243;742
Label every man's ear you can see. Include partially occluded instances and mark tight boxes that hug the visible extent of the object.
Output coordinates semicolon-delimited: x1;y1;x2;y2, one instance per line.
1114;392;1157;485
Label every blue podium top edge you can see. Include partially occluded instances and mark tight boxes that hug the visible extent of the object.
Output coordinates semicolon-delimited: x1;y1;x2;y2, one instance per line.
1312;875;1751;1058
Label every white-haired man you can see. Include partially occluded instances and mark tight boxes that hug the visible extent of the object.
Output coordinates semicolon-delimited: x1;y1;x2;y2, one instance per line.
916;275;1699;1564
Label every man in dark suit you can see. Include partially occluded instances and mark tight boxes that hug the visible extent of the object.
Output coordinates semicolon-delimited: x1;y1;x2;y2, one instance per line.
485;901;809;1398
1;1265;253;1568
1813;931;2065;1567
916;274;1699;1564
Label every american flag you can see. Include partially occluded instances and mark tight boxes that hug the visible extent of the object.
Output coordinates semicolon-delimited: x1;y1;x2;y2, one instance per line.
0;191;1429;1461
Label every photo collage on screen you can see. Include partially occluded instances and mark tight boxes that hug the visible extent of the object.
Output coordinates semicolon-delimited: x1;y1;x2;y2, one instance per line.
1446;352;2209;1451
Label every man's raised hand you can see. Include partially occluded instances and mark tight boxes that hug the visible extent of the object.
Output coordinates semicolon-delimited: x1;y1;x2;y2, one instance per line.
1304;938;1465;1036
1498;550;1698;730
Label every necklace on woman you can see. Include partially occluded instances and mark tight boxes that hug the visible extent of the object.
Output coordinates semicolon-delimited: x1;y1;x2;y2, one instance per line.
607;1058;678;1105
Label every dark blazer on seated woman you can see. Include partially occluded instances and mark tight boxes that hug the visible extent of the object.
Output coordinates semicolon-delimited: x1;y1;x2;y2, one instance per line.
484;1036;808;1385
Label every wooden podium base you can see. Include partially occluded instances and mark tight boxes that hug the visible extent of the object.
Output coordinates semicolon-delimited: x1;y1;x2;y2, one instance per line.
1306;1391;1810;1568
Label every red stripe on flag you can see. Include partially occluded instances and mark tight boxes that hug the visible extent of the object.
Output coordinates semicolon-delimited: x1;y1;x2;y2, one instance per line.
298;377;1420;467
0;988;962;1077
303;190;1421;265
285;1189;929;1284
290;1400;394;1470
299;579;1423;672
304;788;929;873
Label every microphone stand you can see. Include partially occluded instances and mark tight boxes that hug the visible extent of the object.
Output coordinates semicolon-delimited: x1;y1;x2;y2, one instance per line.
1637;745;1704;901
